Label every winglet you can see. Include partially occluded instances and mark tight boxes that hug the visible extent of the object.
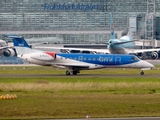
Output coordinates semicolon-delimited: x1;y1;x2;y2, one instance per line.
110;13;115;39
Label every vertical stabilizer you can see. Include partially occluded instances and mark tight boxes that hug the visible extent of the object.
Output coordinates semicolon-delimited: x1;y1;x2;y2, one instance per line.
110;13;115;39
5;34;30;48
13;37;30;48
6;34;40;55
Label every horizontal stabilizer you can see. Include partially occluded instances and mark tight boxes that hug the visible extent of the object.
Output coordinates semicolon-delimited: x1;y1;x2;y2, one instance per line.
5;34;22;39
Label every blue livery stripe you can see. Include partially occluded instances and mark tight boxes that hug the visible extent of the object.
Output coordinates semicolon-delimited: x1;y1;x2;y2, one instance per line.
57;53;139;66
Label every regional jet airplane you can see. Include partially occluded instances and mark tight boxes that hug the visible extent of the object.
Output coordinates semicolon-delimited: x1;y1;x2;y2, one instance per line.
7;34;154;75
34;13;160;59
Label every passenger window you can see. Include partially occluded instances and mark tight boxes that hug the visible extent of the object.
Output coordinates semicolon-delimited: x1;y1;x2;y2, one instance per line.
135;56;139;60
78;56;83;61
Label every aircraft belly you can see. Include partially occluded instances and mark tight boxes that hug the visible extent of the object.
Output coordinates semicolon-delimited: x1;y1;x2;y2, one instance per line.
88;64;104;69
100;62;138;68
117;62;141;68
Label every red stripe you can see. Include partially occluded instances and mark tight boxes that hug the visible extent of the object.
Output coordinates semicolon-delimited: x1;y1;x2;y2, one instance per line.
44;52;55;57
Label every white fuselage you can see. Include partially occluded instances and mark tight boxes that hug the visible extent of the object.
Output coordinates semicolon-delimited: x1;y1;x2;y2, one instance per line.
18;52;154;70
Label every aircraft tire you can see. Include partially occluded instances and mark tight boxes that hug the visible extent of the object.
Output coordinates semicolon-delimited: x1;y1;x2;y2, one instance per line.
140;71;144;75
73;71;77;75
66;71;70;75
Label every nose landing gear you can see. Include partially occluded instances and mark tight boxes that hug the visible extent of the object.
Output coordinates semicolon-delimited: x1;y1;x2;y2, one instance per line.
140;71;144;75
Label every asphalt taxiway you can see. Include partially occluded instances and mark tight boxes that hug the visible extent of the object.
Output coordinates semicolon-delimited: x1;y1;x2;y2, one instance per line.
52;117;160;120
0;73;160;78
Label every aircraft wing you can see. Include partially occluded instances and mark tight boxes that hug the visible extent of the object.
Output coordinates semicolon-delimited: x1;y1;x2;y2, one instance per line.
29;42;49;46
126;48;160;59
0;46;13;50
52;63;89;69
34;46;110;54
127;48;160;54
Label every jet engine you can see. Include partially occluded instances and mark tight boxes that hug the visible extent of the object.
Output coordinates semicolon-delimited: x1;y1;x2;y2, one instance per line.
151;52;159;60
30;52;56;61
3;48;16;57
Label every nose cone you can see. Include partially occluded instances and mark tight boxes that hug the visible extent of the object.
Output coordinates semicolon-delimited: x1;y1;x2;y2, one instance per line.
141;60;155;69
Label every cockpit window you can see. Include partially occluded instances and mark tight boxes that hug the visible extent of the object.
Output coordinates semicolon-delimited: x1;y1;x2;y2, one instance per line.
131;56;139;61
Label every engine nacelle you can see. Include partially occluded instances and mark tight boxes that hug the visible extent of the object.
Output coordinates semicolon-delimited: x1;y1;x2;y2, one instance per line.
3;48;16;57
151;52;158;59
30;52;56;61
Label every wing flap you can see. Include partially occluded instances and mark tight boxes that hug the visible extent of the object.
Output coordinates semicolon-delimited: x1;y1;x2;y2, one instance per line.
52;63;89;69
130;49;160;54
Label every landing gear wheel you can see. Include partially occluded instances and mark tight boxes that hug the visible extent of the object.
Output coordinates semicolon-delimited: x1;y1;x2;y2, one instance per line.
140;71;144;75
73;71;77;75
66;71;70;75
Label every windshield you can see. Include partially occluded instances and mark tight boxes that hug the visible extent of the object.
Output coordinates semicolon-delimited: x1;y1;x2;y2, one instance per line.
131;56;139;61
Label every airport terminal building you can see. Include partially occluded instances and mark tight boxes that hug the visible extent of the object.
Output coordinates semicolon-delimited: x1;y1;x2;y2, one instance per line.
0;0;160;47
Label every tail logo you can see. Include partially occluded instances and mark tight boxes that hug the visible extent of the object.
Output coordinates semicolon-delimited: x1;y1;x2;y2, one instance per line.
110;23;114;35
18;43;25;47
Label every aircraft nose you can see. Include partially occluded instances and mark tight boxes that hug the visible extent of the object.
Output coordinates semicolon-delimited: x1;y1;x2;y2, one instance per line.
143;60;155;68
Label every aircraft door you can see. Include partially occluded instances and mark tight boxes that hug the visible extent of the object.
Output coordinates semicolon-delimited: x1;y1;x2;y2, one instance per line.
115;57;121;65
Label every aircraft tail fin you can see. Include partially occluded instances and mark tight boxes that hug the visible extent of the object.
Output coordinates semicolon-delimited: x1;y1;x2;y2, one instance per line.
110;13;115;39
6;34;30;48
6;34;40;55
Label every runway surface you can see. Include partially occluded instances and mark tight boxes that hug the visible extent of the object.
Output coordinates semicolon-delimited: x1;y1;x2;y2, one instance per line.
146;60;160;65
52;117;160;120
0;73;160;78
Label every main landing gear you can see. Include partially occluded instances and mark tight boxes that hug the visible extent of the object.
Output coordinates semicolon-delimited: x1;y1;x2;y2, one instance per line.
140;71;144;75
66;70;79;75
66;70;71;75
